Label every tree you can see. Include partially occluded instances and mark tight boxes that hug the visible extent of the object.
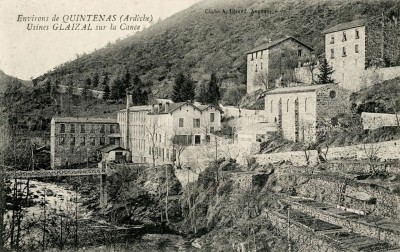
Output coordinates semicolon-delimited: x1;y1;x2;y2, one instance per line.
206;73;220;104
85;78;91;87
92;72;99;87
130;75;149;105
82;82;89;100
103;85;110;100
172;73;195;102
222;86;246;107
110;78;122;100
172;134;191;168
316;58;335;84
146;117;161;167
102;73;109;87
196;81;208;103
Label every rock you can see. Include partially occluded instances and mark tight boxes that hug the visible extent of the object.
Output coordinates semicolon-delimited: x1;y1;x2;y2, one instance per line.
45;189;54;196
271;185;283;193
192;238;202;249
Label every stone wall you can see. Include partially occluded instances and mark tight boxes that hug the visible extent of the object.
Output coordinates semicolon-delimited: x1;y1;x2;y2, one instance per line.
264;210;344;252
254;150;319;166
361;112;399;130
361;66;400;90
326;160;400;174
294;66;320;85
289;200;400;246
289;174;400;221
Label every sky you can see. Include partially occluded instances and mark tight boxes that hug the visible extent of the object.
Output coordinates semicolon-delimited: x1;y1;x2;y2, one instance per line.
0;0;202;80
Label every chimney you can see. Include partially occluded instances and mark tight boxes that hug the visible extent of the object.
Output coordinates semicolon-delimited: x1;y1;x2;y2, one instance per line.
165;102;169;113
158;103;162;113
125;94;130;152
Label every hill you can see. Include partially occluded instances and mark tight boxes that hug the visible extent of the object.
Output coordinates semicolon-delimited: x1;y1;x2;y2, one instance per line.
0;69;32;93
34;0;400;100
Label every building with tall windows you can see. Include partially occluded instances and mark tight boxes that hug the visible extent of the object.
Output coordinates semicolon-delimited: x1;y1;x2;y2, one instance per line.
50;117;120;168
117;101;222;165
264;84;347;142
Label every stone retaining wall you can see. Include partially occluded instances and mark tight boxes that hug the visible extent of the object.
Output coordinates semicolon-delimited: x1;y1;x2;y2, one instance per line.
288;201;400;246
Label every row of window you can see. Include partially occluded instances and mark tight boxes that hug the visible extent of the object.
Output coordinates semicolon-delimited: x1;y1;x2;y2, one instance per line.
59;123;118;134
270;92;336;113
58;136;118;146
330;45;359;58
251;49;304;61
178;113;215;128
330;30;360;44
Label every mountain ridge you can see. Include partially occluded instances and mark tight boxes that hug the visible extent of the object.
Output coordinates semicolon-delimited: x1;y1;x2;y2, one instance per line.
34;0;400;99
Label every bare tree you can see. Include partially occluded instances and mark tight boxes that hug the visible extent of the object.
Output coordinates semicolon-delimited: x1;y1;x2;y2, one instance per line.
363;143;382;175
145;116;161;167
171;133;191;168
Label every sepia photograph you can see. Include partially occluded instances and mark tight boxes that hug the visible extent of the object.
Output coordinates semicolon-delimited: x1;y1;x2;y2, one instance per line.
1;0;400;251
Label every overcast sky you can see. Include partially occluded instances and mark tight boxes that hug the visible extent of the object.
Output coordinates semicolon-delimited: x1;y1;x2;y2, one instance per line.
0;0;201;80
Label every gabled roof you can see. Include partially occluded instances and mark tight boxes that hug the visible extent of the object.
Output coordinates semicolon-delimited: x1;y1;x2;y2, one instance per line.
150;101;223;115
52;117;117;124
266;84;335;95
97;144;127;153
247;37;314;54
119;105;152;112
322;19;368;34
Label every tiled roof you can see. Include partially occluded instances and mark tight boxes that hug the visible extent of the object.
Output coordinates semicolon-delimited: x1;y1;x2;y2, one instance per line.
52;117;117;123
97;144;127;153
322;19;368;34
120;105;152;112
266;84;334;95
247;37;314;54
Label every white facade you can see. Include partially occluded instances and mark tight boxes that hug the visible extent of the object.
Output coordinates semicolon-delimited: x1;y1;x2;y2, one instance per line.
324;25;366;91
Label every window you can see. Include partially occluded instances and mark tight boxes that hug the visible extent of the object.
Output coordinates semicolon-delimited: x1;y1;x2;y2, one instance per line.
330;35;334;44
80;137;85;146
59;137;65;145
255;64;258;72
110;125;116;133
355;44;359;53
60;124;65;133
342;47;347;57
80;124;85;133
210;113;215;122
329;91;336;98
194;135;201;145
206;135;211;142
100;137;105;146
100;125;105;133
305;98;307;112
260;51;263;59
110;138;115;145
90;125;95;133
210;126;215;133
256;51;258;59
287;99;290;112
70;124;75;133
193;118;200;128
355;29;359;39
298;49;302;57
331;49;335;59
70;137;75;146
179;118;184;127
270;100;273;113
159;134;162;143
90;137;95;146
261;62;263;69
342;31;347;41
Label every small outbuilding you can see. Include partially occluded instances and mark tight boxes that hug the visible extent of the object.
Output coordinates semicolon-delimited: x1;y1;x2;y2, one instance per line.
97;144;130;163
237;122;278;143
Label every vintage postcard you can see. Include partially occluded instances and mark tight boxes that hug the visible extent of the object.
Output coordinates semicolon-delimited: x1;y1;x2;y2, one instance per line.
1;0;400;251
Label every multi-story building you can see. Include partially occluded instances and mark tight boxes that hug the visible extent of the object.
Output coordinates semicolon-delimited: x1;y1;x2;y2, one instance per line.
246;36;314;93
117;105;152;163
50;117;121;168
323;16;400;91
264;84;348;142
118;101;222;164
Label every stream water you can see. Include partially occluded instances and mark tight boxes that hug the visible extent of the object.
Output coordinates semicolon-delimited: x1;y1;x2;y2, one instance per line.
4;179;199;251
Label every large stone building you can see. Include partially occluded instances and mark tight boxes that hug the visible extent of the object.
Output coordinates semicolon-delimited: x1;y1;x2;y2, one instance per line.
50;117;121;168
323;16;400;91
264;84;348;142
117;105;152;163
118;101;222;164
246;36;314;93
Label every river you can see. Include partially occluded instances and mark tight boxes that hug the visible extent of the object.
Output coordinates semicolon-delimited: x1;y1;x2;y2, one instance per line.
4;179;199;251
